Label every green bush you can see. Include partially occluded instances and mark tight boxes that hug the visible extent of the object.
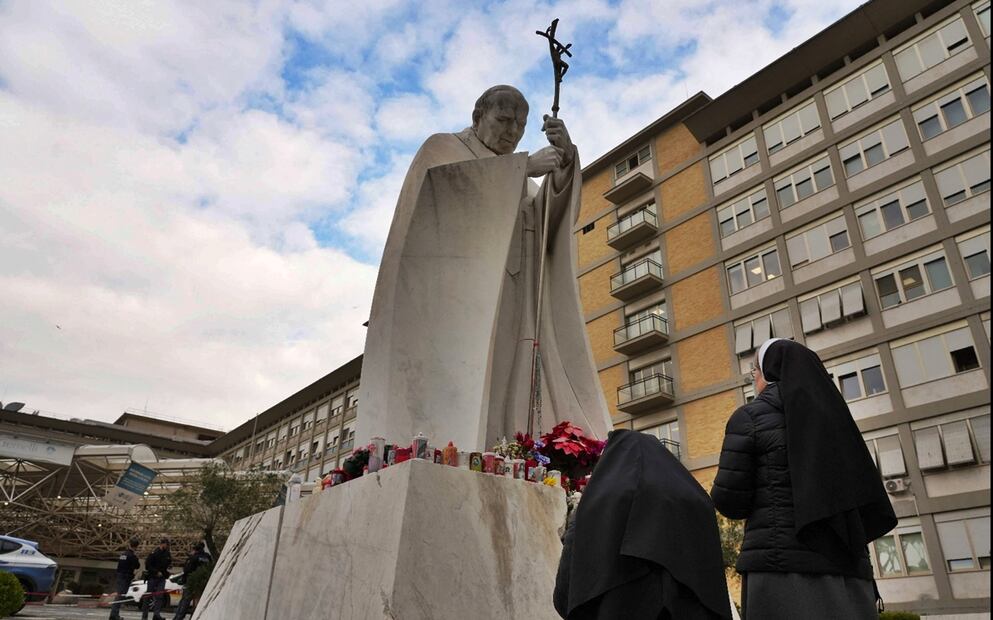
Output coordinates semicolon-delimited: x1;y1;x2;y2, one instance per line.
879;611;920;620
0;571;25;617
185;562;215;600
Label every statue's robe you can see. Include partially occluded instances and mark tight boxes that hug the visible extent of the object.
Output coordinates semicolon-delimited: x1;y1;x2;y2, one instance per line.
356;127;612;451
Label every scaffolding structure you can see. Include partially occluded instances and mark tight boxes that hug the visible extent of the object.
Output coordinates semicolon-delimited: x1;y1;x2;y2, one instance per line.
0;444;221;561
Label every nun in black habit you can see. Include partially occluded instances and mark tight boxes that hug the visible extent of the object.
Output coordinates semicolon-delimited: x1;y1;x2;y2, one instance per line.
712;338;897;619
554;429;732;620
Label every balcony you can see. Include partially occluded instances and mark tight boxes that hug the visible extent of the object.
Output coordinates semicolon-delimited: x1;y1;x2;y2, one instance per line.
604;172;653;205
617;374;675;413
610;257;664;301
659;438;681;460
607;206;659;250
613;314;670;355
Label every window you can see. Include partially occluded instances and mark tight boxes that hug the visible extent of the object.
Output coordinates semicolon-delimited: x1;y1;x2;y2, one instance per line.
642;420;681;459
631;359;672;383
894;16;973;82
871;526;931;577
936;513;991;571
934;148;992;205
330;395;345;417
316;403;329;422
346;388;359;409
914;413;991;470
800;282;866;334
0;541;21;554
718;188;770;237
710;135;759;185
786;214;850;268
289;423;299;438
734;308;794;355
865;434;907;477
582;222;595;234
763;100;821;154
727;247;782;295
615;145;652;178
913;75;990;141
957;229;991;280
873;251;954;309
825;62;891;120
278;424;288;440
891;326;981;387
838;118;910;177
855;179;930;240
774;156;834;208
826;352;886;402
976;0;991;37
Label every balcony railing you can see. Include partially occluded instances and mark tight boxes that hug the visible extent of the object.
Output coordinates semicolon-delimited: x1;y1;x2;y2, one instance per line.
607;206;658;249
659;438;681;460
610;257;664;301
613;314;670;355
617;373;675;413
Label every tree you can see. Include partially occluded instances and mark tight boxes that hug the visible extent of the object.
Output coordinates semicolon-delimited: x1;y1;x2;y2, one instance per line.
0;571;25;617
163;463;283;558
717;512;745;569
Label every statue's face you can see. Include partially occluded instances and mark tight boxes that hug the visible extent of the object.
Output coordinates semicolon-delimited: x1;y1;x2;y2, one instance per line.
475;96;528;155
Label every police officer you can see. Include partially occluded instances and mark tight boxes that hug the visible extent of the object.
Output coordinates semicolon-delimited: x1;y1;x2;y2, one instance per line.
109;537;140;620
172;541;211;620
142;538;172;620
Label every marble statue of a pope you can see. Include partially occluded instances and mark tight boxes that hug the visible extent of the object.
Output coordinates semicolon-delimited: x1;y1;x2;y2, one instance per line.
356;85;612;451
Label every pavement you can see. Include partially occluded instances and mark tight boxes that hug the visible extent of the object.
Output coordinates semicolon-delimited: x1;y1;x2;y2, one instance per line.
16;604;169;619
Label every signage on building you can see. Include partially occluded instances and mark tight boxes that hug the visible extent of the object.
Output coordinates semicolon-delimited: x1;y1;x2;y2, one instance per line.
0;432;76;466
103;461;158;509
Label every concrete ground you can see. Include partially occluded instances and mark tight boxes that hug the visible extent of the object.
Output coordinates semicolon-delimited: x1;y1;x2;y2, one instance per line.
16;604;169;619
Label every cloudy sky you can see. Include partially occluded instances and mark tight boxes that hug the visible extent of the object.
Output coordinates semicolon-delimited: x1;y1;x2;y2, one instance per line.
0;0;861;431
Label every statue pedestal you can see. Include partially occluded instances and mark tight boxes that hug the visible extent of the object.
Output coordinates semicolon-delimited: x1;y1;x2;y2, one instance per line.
195;459;566;620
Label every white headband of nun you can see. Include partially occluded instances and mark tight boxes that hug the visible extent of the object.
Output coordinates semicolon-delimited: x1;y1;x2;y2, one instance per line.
758;338;787;375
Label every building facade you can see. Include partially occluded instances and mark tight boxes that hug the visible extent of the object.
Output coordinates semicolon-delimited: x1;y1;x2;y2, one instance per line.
574;0;990;614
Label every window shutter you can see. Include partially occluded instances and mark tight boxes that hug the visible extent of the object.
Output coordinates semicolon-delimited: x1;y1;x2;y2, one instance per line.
735;323;753;355
821;289;843;324
914;427;945;470
877;435;907;477
942;421;976;465
800;298;823;333
753;315;772;345
841;282;866;317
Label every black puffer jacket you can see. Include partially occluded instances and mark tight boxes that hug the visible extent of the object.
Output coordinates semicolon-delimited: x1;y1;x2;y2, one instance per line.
711;384;872;579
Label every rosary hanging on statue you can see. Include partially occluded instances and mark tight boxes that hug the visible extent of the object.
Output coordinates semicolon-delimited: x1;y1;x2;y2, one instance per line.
527;19;573;439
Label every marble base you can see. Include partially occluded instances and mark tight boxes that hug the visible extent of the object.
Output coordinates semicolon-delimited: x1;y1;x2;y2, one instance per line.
194;459;566;620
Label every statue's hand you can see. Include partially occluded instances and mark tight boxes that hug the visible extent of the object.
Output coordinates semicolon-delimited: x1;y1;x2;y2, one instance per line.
527;146;565;178
542;115;574;166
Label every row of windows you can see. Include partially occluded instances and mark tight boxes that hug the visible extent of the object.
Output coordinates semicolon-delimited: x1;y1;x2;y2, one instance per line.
866;412;990;481
870;511;991;580
721;133;989;250
725;184;989;301
708;9;985;193
728;236;990;348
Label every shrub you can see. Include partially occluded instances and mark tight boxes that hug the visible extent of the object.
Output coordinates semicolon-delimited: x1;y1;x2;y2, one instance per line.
186;562;215;600
879;612;920;620
0;571;25;617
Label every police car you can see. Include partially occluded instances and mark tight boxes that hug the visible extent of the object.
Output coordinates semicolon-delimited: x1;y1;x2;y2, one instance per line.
124;573;184;607
0;535;57;608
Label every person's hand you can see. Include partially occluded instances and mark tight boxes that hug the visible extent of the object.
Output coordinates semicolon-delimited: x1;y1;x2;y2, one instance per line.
543;115;574;164
527;145;565;178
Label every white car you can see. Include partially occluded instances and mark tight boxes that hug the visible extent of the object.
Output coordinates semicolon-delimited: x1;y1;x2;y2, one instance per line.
124;573;184;607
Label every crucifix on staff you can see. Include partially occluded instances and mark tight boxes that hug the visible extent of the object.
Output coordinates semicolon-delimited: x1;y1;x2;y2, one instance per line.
528;18;574;439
